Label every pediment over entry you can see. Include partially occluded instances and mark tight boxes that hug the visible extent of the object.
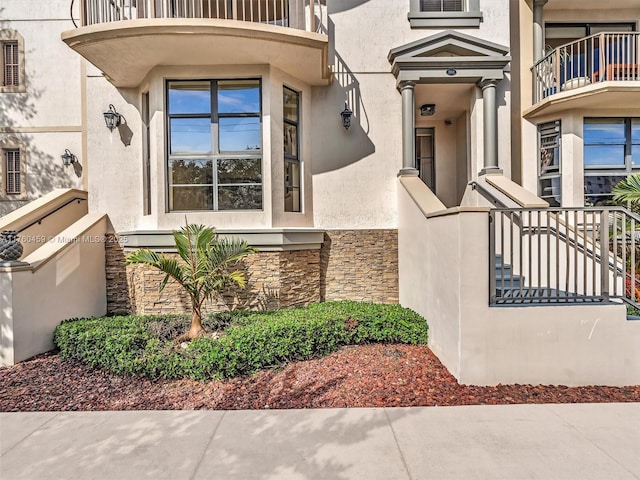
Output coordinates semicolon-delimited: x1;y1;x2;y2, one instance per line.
388;30;510;85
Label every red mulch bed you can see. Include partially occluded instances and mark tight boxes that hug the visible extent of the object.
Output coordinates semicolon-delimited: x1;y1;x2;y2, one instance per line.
1;344;639;412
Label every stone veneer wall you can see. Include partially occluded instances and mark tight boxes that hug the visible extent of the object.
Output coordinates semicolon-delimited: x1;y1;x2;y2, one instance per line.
320;230;398;304
105;229;398;315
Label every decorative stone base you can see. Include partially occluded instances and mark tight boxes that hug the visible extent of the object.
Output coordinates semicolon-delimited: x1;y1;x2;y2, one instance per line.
105;229;399;315
320;230;399;304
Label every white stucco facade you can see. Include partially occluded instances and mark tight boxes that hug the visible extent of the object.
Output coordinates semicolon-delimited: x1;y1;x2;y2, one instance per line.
3;0;640;387
0;1;84;215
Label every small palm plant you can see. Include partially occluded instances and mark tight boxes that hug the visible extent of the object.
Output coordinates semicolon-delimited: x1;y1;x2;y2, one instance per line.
126;223;256;339
612;174;640;212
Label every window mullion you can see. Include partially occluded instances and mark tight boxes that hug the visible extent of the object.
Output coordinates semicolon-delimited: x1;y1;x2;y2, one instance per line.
626;118;633;173
212;80;219;211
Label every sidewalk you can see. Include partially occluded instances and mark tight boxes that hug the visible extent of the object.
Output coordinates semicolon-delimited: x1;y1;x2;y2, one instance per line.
1;403;639;480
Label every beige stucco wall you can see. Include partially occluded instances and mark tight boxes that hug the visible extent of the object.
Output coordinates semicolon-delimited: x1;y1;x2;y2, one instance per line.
515;0;640;205
85;62;319;232
312;0;512;228
399;178;640;386
0;1;84;216
73;0;513;233
398;181;463;378
0;214;107;366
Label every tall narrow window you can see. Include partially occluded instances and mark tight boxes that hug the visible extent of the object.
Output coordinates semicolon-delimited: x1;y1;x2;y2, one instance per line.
5;149;21;195
167;79;262;211
2;41;18;87
284;87;300;212
538;120;561;206
415;128;435;191
142;91;151;215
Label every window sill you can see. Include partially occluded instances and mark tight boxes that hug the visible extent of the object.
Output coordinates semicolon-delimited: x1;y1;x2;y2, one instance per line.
0;85;26;93
0;193;28;202
408;11;482;28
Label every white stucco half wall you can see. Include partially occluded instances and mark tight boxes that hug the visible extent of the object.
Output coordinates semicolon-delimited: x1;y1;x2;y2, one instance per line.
398;177;640;386
0;214;108;366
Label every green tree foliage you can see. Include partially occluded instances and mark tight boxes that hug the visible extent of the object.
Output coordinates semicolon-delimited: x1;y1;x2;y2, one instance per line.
612;174;640;213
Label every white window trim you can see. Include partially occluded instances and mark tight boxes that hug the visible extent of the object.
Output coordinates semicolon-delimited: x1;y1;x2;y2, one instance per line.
0;137;28;202
408;0;482;29
0;29;26;93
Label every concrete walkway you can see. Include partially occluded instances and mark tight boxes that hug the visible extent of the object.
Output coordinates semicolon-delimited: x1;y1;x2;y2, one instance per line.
1;403;639;480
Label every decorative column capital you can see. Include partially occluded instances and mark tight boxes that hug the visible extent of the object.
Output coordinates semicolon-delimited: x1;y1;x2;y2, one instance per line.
478;78;500;91
399;81;416;92
533;0;548;7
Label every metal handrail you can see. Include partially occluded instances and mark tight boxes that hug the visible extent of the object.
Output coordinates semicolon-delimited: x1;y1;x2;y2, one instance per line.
489;206;640;308
17;197;87;233
532;31;640;104
78;0;325;33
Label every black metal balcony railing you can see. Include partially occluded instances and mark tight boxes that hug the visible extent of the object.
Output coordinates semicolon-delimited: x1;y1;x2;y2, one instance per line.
78;0;324;33
532;32;640;104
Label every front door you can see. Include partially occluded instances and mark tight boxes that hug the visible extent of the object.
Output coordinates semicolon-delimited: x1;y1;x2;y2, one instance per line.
416;127;435;191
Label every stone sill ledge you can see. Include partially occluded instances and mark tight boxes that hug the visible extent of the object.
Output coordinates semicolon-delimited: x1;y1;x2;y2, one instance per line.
408;11;482;28
118;228;326;252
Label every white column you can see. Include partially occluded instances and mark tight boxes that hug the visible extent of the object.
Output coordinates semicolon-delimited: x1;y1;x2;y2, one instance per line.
533;0;548;62
399;81;418;176
479;79;501;175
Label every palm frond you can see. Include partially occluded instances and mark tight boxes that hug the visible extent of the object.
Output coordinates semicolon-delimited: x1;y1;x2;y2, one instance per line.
173;227;194;263
126;249;161;266
612;174;640;205
126;249;187;291
154;257;187;290
209;237;257;269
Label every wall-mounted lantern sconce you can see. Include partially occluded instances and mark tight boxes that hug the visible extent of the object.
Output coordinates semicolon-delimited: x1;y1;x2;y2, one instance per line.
103;104;122;131
61;149;78;167
420;104;436;116
341;102;353;130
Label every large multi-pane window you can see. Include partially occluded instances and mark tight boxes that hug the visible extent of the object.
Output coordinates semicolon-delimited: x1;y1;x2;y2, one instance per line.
584;118;640;205
283;86;300;212
4;149;21;195
166;79;262;211
538;120;561;206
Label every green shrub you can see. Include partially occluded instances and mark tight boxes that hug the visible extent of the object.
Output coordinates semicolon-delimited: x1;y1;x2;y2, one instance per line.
53;301;428;380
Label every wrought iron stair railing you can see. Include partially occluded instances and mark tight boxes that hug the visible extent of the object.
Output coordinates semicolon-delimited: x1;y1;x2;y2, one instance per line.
489;207;640;308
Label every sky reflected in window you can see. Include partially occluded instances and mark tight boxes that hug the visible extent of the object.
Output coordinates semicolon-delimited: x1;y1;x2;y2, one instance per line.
170;118;212;154
168;82;211;114
219;118;261;152
218;80;260;113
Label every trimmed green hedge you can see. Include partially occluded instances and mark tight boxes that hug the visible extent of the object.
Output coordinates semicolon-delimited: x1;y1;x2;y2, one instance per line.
53;301;428;380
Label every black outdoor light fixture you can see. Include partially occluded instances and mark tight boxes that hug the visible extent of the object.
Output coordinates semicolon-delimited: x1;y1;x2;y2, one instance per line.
340;102;353;130
61;149;77;167
420;104;436;116
103;104;122;131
